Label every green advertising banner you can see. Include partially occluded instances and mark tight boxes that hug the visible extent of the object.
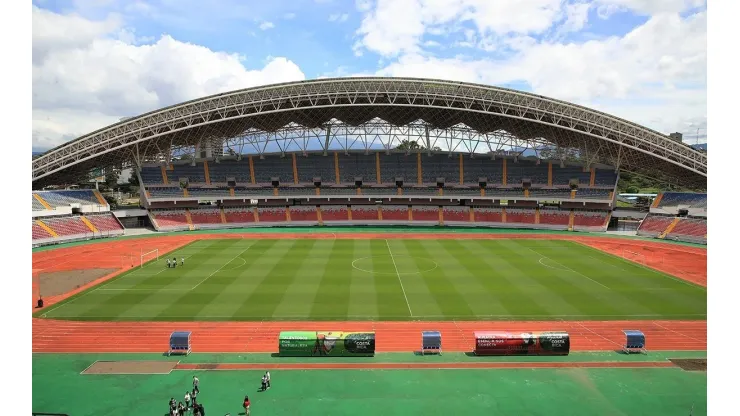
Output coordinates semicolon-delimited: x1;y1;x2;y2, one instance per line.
278;331;375;357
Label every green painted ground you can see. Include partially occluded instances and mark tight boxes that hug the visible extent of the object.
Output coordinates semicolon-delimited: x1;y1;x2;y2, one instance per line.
32;353;707;416
36;238;706;321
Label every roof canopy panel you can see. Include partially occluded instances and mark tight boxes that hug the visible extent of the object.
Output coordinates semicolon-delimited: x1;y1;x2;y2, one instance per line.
32;77;706;188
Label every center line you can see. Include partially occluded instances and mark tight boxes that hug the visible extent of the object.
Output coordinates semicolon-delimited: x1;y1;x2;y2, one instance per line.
386;239;413;317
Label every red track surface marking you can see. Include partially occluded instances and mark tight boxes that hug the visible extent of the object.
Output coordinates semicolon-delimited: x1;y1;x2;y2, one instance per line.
31;319;706;353
173;362;676;370
32;236;194;309
32;232;706;354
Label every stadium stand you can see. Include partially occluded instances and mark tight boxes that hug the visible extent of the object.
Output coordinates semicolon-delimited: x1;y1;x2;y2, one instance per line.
422;155;462;183
362;187;398;196
223;207;256;224
463;158;502;184
150;210;190;231
572;211;609;230
529;188;572;199
189;208;222;225
657;192;707;209
278;186;314;196
32;222;54;240
442;187;481;196
257;207;287;222
594;170;618;186
575;188;612;199
170;164;206;183
442;206;469;222
473;207;503;223
411;205;439;221
381;205;408;221
508;159;548;185
636;214;675;237
539;208;570;226
379;154;418;184
290;206;319;222
321;205;349;221
320;187;357;196
486;187;525;197
209;160;252;184
40;216;92;237
252;156;293;183
140;165;165;185
148;186;184;199
296;154;335;184
403;186;439;196
84;213;125;233
506;208;536;224
34;189;107;208
188;187;232;198
552;166;590;186
350;205;379;221
337;153;376;183
665;217;707;244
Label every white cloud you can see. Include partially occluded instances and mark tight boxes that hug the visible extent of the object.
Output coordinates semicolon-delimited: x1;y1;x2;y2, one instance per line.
32;7;305;150
259;21;275;30
594;0;706;15
284;12;296;19
373;10;707;137
329;13;349;22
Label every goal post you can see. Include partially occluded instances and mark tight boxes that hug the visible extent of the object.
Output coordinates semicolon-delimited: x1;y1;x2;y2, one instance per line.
140;248;159;268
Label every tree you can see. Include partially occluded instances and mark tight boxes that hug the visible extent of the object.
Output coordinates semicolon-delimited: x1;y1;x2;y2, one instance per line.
128;173;139;187
105;171;119;190
395;140;442;152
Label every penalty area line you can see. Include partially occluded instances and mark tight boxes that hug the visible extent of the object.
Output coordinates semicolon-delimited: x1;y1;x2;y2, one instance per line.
190;243;255;290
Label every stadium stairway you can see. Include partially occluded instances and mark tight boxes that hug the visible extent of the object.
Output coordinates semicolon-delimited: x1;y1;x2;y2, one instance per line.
219;207;227;224
80;216;98;233
659;217;680;239
33;193;52;210
35;220;58;237
93;190;107;206
185;209;195;231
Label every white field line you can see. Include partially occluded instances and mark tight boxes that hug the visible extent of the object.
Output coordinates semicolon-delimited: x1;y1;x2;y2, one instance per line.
570;241;706;291
652;321;704;343
190;243;254;290
386;239;413;317
42;313;708;319
522;244;612;290
575;321;623;348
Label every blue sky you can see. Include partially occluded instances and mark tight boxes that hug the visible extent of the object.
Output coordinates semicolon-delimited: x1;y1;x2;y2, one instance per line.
31;0;707;151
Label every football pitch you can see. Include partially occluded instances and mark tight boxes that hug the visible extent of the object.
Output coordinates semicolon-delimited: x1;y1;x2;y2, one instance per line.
36;238;707;321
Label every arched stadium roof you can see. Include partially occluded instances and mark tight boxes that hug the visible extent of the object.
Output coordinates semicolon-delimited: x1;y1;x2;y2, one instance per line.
32;77;707;188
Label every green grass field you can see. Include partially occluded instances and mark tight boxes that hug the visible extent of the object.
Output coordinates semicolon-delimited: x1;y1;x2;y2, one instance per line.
36;238;707;321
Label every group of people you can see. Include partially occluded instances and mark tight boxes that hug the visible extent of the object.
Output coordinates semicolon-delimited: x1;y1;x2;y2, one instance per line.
168;376;204;416
260;371;271;392
167;257;184;268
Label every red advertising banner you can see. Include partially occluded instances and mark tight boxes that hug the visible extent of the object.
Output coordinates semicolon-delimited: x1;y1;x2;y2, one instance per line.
474;331;570;356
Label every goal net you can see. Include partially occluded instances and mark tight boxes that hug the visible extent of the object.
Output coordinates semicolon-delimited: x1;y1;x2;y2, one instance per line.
140;249;159;268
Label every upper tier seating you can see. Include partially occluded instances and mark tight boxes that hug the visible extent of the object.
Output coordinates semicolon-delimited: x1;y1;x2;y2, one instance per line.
170;164;206;183
575;188;611;199
320;187;358;196
379;154;418;184
552;166;591;186
443;187;481;196
402;186;439;196
658;192;707;209
35;190;103;208
32;196;45;211
296;154;335;184
508;160;548;185
463;158;502;184
337;154;376;183
252;157;293;183
422;155;461;183
148;187;184;198
529;189;572;199
209;160;252;184
188;187;232;198
140;165;165;184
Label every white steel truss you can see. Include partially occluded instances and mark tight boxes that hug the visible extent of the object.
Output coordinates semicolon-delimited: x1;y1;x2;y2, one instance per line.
32;77;707;188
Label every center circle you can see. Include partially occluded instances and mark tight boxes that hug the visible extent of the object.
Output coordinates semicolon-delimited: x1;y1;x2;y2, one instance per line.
351;255;439;275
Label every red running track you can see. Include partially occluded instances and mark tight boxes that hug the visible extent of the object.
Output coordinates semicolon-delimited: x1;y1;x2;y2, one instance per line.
32;319;706;353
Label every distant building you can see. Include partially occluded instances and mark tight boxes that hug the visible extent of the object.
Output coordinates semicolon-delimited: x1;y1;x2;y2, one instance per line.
668;132;683;143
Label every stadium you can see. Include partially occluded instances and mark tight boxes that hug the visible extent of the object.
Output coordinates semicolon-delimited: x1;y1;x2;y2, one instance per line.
32;78;707;415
